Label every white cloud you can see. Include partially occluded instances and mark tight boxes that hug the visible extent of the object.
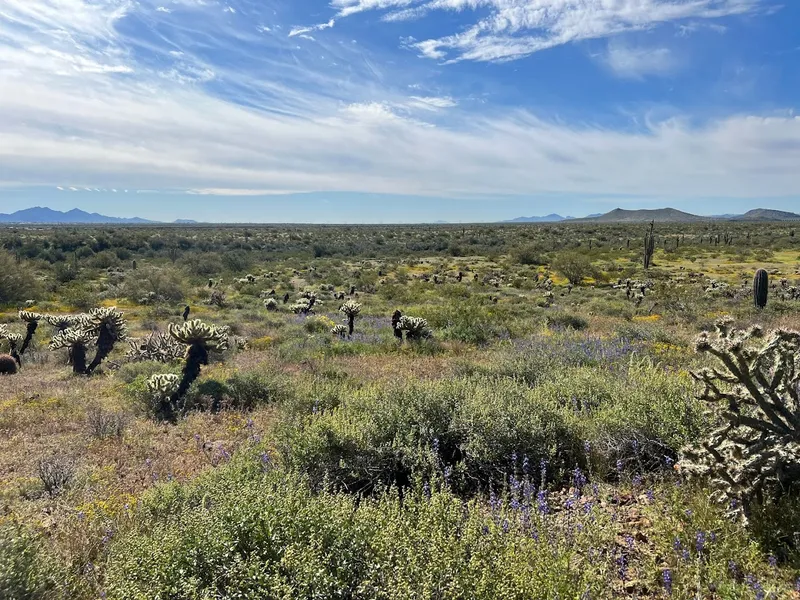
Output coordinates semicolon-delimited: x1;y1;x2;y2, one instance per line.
289;19;336;38
603;41;677;79
0;0;796;205
330;0;765;63
1;70;798;199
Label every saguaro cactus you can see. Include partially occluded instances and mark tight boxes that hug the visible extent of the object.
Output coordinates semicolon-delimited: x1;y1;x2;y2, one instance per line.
753;268;769;309
643;221;655;270
339;300;362;336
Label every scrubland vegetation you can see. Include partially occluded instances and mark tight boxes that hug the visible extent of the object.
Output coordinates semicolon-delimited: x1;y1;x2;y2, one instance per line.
1;221;800;599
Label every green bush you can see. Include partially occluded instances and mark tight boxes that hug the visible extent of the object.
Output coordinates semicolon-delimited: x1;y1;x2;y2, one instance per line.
104;467;613;600
0;522;58;600
546;311;589;331
277;376;580;494
0;251;38;305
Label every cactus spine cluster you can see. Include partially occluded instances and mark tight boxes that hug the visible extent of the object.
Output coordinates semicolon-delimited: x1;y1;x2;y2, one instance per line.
753;268;769;309
679;318;800;519
147;373;180;403
397;316;431;341
643;221;655;270
339;300;362;336
126;332;184;363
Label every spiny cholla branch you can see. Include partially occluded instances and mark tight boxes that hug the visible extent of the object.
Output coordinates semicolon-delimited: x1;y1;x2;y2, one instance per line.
679;317;800;519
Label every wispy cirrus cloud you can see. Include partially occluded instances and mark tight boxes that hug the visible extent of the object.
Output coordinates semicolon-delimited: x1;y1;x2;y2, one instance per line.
0;0;797;211
315;0;767;63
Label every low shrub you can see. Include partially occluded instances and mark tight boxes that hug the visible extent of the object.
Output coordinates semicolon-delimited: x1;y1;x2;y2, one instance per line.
277;376;580;494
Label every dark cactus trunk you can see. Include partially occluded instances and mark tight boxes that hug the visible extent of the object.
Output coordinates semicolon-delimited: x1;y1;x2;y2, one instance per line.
20;321;38;355
72;344;88;375
391;310;402;339
754;269;769;309
348;315;355;336
174;343;208;405
86;324;115;374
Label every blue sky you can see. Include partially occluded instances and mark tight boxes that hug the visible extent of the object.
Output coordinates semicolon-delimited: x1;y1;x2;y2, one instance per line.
0;0;798;223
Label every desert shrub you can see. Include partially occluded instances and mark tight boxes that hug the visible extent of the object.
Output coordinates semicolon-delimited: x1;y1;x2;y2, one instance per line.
0;251;37;305
551;252;594;285
512;245;545;265
85;407;128;440
421;302;507;345
546;311;589;331
0;522;59;599
477;334;641;386
303;315;336;334
124;265;187;303
278;376;580;494
540;362;703;477
104;467;613;600
37;455;75;497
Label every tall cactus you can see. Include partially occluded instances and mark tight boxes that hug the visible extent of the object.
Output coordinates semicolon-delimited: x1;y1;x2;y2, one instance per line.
339;300;362;336
643;221;655;270
165;319;229;418
753;268;768;309
83;308;128;374
18;311;42;355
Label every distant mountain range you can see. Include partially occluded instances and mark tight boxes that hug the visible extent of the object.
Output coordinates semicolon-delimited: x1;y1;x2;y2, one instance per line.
0;207;196;224
505;213;575;223
507;208;800;223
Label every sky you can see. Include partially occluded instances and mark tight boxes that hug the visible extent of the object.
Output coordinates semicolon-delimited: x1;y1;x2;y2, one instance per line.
0;0;798;223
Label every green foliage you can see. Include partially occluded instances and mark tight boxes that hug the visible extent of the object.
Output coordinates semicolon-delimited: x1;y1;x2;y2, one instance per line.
546;311;589;331
0;251;37;305
422;302;506;345
551;251;594;286
104;467;613;600
278;376;580;493
0;522;58;600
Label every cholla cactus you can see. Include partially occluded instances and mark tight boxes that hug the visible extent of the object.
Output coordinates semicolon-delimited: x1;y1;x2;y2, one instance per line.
290;298;314;315
83;307;128;374
126;332;184;363
264;298;278;311
44;314;82;333
50;328;94;374
397;315;431;341
331;324;348;338
0;327;23;367
339;300;362;336
18;310;43;355
679;318;800;519
165;319;230;417
147;373;180;402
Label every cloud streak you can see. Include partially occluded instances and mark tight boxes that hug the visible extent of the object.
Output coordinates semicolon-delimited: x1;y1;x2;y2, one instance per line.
329;0;765;62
